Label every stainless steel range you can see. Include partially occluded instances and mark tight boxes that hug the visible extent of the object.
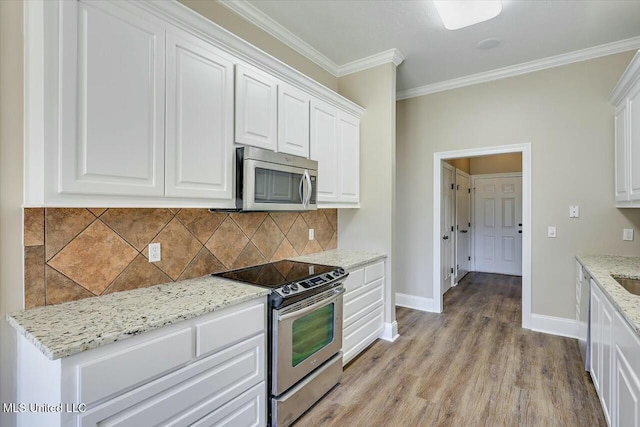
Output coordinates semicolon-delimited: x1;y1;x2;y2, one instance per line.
215;260;348;426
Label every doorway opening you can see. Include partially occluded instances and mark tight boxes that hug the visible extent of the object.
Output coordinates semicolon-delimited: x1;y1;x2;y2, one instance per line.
434;144;532;330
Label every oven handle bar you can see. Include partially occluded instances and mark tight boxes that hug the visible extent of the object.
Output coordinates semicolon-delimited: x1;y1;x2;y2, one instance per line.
277;287;345;321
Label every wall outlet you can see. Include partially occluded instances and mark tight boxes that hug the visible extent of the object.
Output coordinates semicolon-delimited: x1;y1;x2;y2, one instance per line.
623;228;634;241
569;205;580;218
309;229;314;240
148;243;161;262
547;226;557;238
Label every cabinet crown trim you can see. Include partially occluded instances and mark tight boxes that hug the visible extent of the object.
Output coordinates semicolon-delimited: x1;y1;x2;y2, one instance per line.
610;49;640;105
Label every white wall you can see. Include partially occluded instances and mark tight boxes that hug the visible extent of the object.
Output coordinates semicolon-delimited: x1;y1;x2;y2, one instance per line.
337;63;398;329
396;51;640;320
0;1;25;425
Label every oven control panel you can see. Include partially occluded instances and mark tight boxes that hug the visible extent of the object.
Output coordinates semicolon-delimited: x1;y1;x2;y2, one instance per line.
275;267;347;299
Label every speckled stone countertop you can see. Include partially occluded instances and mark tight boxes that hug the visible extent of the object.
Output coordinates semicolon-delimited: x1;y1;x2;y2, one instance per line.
289;249;386;270
576;254;640;335
7;276;269;360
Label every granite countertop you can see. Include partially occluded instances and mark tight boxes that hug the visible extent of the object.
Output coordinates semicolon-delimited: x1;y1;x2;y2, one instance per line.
7;276;269;360
576;254;640;335
289;249;386;270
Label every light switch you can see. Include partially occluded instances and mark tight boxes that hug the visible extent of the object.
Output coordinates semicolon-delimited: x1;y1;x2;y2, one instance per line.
309;229;315;240
623;228;634;241
547;226;557;238
569;205;580;218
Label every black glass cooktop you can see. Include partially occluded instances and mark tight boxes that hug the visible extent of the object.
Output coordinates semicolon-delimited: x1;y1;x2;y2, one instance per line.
215;260;336;289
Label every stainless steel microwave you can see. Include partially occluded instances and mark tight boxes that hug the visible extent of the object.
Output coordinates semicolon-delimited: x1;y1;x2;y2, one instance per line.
236;147;317;211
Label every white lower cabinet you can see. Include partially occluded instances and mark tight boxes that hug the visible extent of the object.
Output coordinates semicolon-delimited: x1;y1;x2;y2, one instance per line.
16;298;267;427
589;280;640;427
342;260;385;365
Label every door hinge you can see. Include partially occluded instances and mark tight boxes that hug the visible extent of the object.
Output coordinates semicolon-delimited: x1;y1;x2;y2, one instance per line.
457;184;459;190
456;225;459;230
468;222;471;227
468;188;471;194
468;256;471;261
451;183;454;190
451;268;454;274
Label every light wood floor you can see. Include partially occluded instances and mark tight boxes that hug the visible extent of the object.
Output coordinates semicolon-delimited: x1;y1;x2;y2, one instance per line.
295;272;605;426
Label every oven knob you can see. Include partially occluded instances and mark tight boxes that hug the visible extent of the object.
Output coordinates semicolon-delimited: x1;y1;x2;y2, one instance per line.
337;268;345;275
281;285;290;294
290;283;299;291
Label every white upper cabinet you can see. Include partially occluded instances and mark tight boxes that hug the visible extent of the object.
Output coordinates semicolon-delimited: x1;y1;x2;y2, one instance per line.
310;100;339;201
235;64;278;151
611;50;640;207
310;100;360;206
278;84;311;157
59;0;166;197
165;30;234;200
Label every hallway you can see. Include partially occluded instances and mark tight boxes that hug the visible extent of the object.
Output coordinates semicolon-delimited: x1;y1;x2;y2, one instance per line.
296;272;605;426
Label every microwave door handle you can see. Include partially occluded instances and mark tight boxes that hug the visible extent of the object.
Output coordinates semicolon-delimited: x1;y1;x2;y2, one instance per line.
305;171;312;207
298;174;305;206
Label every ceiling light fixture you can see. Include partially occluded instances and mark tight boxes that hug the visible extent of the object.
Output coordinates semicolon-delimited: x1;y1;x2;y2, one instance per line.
433;0;503;30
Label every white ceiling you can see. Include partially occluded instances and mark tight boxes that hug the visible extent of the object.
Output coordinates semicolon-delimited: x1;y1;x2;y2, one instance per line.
223;0;640;95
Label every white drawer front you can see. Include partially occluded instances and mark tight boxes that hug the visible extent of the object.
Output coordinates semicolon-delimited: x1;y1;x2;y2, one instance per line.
190;382;266;427
343;268;364;293
343;306;383;363
364;261;384;284
196;301;265;357
78;328;193;405
344;279;383;328
81;334;265;427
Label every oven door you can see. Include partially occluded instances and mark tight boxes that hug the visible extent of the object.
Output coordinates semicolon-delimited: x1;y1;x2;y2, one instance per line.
243;158;317;211
272;286;344;396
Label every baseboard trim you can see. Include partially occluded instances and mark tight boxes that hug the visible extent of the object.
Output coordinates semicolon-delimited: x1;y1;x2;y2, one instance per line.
379;321;399;342
396;293;437;313
530;314;578;339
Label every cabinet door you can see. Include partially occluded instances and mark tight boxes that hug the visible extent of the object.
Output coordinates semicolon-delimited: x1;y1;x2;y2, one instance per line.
591;283;602;392
59;1;165;196
601;292;614;425
630;82;640;201
310;99;339;202
278;84;310;157
165;31;234;200
235;64;278;151
613;311;640;427
615;101;629;202
337;112;360;203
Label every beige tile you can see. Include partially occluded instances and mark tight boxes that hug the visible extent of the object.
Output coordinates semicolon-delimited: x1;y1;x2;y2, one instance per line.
24;246;45;308
302;239;324;255
168;208;181;215
313;211;334;250
205;217;249;268
177;209;227;244
45;208;96;260
100;208;173;251
88;208;107;217
300;210;322;229
141;218;203;280
48;221;138;295
287;215;310;254
271;238;298;261
45;266;94;305
230;212;267;238
323;208;338;231
103;254;172;295
232;242;267;269
269;212;299;235
24;208;44;247
178;248;226;280
252;216;284;260
326;232;338;250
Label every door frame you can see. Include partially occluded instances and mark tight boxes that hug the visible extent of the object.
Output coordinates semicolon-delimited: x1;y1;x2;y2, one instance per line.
433;143;532;330
470;172;523;274
441;162;455;295
454;168;471;284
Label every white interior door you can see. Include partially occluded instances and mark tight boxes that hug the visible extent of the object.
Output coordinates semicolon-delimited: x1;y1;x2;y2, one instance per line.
456;170;471;282
474;175;523;276
441;163;455;294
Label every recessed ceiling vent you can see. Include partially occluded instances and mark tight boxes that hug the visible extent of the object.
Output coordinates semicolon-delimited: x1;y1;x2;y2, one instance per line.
476;37;501;50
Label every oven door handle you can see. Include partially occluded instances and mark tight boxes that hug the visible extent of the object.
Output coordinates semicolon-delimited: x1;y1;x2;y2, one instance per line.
277;287;345;321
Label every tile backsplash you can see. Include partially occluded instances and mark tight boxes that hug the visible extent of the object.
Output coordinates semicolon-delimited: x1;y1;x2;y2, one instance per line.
24;208;337;308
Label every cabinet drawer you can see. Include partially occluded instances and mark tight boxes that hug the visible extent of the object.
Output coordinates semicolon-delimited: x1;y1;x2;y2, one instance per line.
614;311;640;377
344;279;383;328
190;382;266;427
78;328;193;405
364;262;384;284
196;301;265;357
344;306;383;361
80;334;265;426
343;268;364;293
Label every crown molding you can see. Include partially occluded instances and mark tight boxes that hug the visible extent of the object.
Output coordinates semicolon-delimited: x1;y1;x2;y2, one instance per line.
218;0;404;78
337;48;405;77
397;36;640;101
610;49;640;105
219;0;339;75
